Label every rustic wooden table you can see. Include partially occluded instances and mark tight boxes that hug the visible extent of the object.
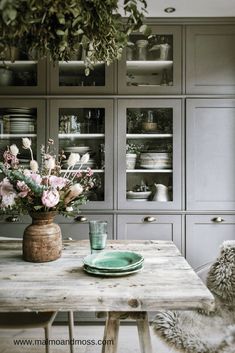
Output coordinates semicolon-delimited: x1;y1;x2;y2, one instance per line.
0;239;214;353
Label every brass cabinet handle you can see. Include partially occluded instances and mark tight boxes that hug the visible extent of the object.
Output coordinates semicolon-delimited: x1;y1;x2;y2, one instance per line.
212;217;225;223
143;216;156;223
5;216;20;223
74;216;88;223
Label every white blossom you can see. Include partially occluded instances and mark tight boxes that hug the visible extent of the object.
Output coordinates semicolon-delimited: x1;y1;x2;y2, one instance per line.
67;153;80;167
80;153;89;165
64;183;83;205
66;206;73;212
44;156;55;170
9;144;19;156
22;138;32;149
30;160;39;172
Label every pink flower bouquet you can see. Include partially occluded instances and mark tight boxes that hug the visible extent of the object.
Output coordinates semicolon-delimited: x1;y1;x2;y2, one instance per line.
0;138;95;216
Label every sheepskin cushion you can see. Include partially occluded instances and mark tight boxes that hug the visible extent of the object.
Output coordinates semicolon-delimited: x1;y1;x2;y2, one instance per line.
152;241;235;353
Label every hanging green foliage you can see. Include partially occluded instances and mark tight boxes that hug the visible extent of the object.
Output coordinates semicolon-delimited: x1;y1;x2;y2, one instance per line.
0;0;149;73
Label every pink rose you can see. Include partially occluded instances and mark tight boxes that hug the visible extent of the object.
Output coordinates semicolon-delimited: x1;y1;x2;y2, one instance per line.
17;181;30;198
31;173;42;185
49;176;67;190
41;189;60;208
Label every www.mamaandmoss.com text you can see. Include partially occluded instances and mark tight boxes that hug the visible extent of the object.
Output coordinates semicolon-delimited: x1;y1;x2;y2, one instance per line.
13;338;114;347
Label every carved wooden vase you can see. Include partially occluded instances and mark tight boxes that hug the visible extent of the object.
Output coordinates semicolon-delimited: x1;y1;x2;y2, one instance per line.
23;212;62;263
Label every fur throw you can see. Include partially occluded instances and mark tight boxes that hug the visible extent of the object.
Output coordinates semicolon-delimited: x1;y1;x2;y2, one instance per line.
152;241;235;353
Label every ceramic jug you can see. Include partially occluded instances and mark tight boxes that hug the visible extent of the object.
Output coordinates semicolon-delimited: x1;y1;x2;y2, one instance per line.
152;183;169;202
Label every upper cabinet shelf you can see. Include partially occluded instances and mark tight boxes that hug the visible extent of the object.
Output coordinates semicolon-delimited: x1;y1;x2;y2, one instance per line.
0;54;46;95
118;25;182;95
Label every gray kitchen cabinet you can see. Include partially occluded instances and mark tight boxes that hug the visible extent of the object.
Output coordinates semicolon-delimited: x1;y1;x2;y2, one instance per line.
186;25;235;94
49;99;114;210
0;215;31;238
118;25;182;94
56;214;114;240
118;99;182;210
49;60;115;94
186;99;235;211
0;58;47;95
117;214;182;251
0;99;46;162
186;214;235;269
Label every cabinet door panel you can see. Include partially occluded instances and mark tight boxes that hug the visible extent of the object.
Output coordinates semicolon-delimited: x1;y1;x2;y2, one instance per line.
186;25;235;94
118;99;182;210
56;214;113;240
118;25;182;94
49;99;114;209
186;99;235;210
117;214;182;251
186;215;235;269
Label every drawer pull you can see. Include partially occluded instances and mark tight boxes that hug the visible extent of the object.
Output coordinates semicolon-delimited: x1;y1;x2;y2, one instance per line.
74;216;87;223
5;216;19;223
143;216;156;223
212;217;225;223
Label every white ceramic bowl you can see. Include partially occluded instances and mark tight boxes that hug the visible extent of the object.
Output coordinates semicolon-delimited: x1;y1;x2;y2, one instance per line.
126;191;152;200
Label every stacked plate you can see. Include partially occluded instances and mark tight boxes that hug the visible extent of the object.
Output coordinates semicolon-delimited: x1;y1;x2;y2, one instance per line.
64;146;90;154
140;152;172;169
3;109;36;134
83;251;144;277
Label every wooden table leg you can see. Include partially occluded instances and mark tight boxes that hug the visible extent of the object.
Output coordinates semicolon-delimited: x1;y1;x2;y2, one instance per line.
136;312;152;353
68;311;74;353
102;312;120;353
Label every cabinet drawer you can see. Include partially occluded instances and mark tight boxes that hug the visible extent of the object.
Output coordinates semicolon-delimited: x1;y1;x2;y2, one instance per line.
186;214;235;269
0;215;30;238
56;214;113;240
117;214;182;251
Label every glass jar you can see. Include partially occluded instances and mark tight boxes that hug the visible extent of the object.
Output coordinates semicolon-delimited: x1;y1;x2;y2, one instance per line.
136;40;148;60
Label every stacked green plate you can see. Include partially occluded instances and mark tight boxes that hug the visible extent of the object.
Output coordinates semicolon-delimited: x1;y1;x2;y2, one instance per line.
83;251;144;277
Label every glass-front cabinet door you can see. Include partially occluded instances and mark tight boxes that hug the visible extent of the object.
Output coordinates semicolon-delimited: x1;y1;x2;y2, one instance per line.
118;26;181;94
0;99;46;165
0;50;46;94
49;60;115;94
50;99;113;209
118;99;182;209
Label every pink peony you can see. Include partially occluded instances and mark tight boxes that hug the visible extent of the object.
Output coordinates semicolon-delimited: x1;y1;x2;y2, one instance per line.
30;173;42;185
49;176;67;190
41;189;60;208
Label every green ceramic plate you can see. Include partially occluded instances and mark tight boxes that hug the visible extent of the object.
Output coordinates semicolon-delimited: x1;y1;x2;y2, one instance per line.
83;263;143;277
83;251;144;271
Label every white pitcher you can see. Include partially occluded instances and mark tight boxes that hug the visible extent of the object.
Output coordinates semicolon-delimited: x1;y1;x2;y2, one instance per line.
152;183;170;202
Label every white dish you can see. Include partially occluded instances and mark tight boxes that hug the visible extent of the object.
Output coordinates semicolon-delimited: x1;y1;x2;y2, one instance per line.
126;191;152;199
64;146;90;154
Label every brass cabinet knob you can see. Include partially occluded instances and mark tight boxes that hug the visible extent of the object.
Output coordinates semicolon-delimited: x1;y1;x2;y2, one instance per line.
143;216;156;223
74;216;88;223
212;217;225;223
5;216;19;223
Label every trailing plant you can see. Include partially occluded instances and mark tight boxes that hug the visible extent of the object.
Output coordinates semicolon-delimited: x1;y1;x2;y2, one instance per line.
0;0;149;74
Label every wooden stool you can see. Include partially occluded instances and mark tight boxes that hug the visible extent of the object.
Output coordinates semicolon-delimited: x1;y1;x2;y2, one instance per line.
102;311;152;353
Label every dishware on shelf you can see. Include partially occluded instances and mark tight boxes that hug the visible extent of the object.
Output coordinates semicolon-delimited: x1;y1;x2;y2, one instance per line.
83;250;144;276
0;67;14;86
142;110;158;132
136;39;148;60
89;220;107;253
126;153;137;170
64;146;90;154
152;183;170;202
159;43;170;60
140;152;171;169
126;190;152;201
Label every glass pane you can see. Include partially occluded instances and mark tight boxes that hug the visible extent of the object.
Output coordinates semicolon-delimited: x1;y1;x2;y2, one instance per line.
58;108;105;202
126;34;173;88
0;106;37;168
59;62;105;87
126;107;173;202
0;50;37;87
